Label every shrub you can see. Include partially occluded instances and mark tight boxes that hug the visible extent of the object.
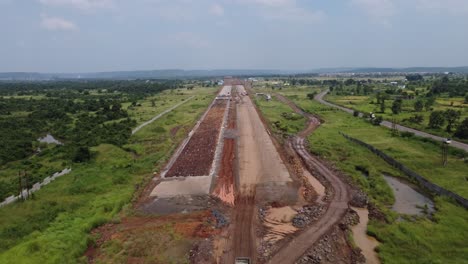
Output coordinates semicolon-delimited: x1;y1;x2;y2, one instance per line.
400;131;415;138
371;116;383;126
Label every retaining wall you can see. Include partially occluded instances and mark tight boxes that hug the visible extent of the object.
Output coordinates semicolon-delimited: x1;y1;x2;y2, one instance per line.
0;168;72;208
340;133;468;209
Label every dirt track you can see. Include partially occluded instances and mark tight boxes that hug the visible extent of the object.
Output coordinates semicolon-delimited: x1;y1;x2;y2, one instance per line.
228;85;294;263
267;95;350;264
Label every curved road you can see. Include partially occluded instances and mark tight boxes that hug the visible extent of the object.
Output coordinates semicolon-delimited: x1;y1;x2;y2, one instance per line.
315;90;468;152
267;95;350;264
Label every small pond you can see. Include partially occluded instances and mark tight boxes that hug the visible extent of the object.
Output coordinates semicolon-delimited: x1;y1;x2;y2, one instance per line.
383;174;434;215
38;134;63;145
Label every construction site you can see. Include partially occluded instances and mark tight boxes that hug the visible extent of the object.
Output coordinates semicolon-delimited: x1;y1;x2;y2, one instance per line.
103;77;371;264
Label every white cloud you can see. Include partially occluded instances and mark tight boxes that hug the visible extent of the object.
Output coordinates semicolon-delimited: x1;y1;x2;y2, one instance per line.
38;0;113;10
40;14;78;31
209;3;224;16
238;0;325;23
416;0;468;15
351;0;395;25
246;0;294;7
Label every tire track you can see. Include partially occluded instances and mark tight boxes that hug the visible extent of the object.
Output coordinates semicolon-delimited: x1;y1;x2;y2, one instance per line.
267;94;350;264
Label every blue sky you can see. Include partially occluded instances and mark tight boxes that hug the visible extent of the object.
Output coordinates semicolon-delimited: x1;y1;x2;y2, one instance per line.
1;0;468;72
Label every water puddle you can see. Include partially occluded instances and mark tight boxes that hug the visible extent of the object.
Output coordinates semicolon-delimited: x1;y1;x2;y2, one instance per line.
38;134;62;145
351;207;380;264
383;174;434;215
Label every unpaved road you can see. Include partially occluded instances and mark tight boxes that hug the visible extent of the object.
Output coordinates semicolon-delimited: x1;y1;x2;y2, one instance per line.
237;87;292;194
132;96;194;135
230;85;293;262
267;95;350;264
315;90;468;152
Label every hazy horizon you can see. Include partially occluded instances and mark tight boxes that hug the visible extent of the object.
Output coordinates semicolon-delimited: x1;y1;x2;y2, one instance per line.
2;0;468;72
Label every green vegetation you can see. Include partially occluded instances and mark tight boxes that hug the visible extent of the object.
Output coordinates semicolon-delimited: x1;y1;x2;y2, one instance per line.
253;95;305;136
0;84;215;263
253;84;468;264
324;76;468;141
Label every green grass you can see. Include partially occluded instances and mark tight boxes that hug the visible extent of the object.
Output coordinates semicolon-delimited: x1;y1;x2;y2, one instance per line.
287;93;468;199
326;94;468;140
369;197;468;264
262;88;468;264
253;95;306;136
0;88;215;263
125;87;216;126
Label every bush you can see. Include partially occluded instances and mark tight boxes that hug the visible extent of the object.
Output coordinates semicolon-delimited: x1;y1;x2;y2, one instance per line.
281;112;302;121
353;110;360;117
73;147;91;163
371;116;383;126
400;131;415;138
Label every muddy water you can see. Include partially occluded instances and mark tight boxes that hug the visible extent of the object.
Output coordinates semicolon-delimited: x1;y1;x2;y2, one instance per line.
351;207;380;264
383;175;434;215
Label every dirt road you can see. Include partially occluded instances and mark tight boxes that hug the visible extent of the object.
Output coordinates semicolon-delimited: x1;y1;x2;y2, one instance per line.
267;95;350;264
230;85;293;262
132;96;194;135
315;90;468;152
237;88;292;195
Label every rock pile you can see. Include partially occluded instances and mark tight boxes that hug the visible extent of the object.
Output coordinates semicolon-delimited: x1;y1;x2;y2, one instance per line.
292;204;326;228
211;209;229;228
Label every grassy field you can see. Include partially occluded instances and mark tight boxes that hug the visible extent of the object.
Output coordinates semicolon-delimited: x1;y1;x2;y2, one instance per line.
125;87;215;126
254;86;468;264
253;95;306;136
281;89;468;198
326;93;468;140
0;87;216;263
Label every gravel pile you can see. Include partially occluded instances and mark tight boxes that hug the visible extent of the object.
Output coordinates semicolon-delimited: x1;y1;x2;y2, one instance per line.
211;209;229;228
292;204;326;228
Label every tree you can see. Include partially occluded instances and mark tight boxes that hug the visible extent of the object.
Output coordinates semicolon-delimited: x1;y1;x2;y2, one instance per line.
380;99;385;113
73;146;91;163
391;98;402;114
465;94;468;104
406;74;423;82
414;100;424;112
444;109;461;132
371;116;383;126
428;111;445;129
151;99;156;107
455;118;468;139
306;93;316;100
407;114;424;124
344;79;355;86
425;97;435;111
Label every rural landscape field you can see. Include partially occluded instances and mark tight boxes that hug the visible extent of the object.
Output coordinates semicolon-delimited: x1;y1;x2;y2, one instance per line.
1;0;468;263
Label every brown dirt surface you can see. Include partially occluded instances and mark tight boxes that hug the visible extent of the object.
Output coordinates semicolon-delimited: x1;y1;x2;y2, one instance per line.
166;100;227;177
213;97;237;205
267;95;351;264
86;211;219;264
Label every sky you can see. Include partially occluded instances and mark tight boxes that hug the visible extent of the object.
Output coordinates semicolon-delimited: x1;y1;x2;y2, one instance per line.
1;0;468;72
